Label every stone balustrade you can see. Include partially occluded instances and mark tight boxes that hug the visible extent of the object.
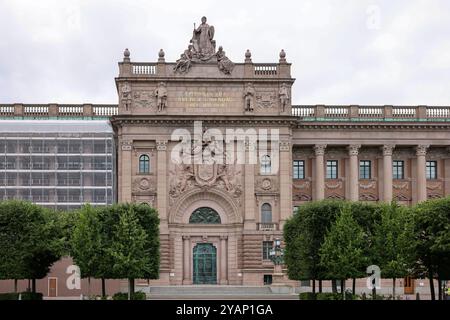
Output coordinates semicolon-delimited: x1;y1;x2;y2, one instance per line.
0;104;118;119
257;222;278;231
292;105;450;121
119;60;291;79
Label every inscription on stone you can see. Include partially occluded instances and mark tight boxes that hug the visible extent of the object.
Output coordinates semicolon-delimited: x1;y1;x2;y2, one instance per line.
176;90;234;108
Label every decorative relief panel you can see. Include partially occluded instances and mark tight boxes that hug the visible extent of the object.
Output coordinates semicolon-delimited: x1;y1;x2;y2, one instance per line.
132;90;156;109
169;163;242;207
255;176;279;193
132;176;156;193
255;91;277;109
427;180;443;199
293;179;312;202
359;180;378;201
293;148;313;159
325;178;345;200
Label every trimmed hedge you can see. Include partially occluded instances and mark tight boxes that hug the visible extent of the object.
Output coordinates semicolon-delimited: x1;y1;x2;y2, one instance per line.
0;292;43;300
113;292;146;300
300;291;357;300
0;293;19;300
299;292;316;300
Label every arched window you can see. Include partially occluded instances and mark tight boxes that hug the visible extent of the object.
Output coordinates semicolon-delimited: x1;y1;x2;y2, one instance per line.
260;155;271;175
261;203;272;223
139;155;150;173
189;207;221;224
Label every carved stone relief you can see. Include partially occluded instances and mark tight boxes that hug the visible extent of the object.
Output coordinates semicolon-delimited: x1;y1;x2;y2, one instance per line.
132;176;156;193
255;176;279;193
255;91;276;109
132;90;156;109
169;163;242;206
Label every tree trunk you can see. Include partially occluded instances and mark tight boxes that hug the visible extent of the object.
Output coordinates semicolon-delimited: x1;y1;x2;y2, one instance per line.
393;278;396;299
312;279;316;294
332;279;337;293
429;268;435;300
88;277;91;298
372;287;376;300
31;279;36;293
128;278;135;300
437;275;442;301
319;280;322;293
352;278;356;295
14;279;17;293
101;278;106;297
341;279;345;300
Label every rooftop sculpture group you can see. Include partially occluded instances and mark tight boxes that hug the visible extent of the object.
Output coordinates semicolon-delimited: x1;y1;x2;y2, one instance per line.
174;16;234;75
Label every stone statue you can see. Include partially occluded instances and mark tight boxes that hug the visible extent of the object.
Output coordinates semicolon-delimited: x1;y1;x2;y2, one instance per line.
279;83;290;112
121;82;131;111
216;46;234;75
191;16;215;61
174;45;194;73
243;83;256;112
155;82;168;112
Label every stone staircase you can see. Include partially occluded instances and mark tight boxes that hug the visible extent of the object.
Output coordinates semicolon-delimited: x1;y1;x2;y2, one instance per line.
139;285;297;299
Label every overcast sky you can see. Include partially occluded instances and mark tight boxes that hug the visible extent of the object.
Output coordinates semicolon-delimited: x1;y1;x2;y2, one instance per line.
1;0;449;105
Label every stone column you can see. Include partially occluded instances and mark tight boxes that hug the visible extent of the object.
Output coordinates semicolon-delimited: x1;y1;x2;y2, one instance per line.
156;140;168;226
313;144;327;200
382;145;395;202
220;236;228;285
416;145;429;203
182;236;191;284
244;141;256;230
348;144;361;202
279;141;292;226
120;139;132;202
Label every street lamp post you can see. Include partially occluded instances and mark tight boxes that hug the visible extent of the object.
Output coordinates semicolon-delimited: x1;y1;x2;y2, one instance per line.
269;238;284;284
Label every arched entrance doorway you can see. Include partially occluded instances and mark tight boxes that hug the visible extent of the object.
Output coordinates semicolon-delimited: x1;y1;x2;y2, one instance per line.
193;243;217;284
190;207;220;284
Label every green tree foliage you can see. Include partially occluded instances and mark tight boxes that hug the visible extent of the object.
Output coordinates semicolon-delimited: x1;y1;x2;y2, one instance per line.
373;202;413;297
0;200;63;292
71;205;103;280
284;200;343;289
319;205;367;296
412;197;450;300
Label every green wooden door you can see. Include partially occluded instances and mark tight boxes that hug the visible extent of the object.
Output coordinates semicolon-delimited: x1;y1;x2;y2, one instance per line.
193;243;217;284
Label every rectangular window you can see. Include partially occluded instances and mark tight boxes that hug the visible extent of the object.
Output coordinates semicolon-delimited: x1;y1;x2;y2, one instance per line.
426;161;437;180
393;160;404;180
359;160;371;179
293;160;305;179
263;275;273;285
262;241;273;260
326;160;338;179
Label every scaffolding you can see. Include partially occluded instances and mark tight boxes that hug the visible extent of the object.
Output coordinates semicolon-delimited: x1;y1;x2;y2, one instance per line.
0;120;116;211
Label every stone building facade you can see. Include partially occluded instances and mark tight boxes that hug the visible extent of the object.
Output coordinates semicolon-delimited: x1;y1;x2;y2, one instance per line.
1;17;450;296
111;18;450;287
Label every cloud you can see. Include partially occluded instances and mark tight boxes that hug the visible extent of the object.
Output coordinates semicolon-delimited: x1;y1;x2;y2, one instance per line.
0;0;449;105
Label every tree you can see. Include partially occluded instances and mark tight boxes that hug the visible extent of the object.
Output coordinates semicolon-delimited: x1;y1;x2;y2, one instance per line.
373;202;413;298
412;197;450;300
284;200;343;293
0;200;63;293
70;204;104;296
348;201;382;294
319;205;367;299
96;203;159;299
107;205;150;299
